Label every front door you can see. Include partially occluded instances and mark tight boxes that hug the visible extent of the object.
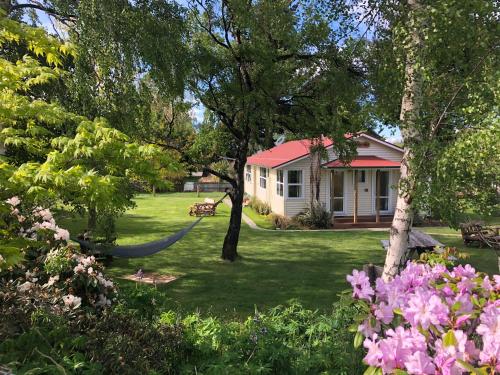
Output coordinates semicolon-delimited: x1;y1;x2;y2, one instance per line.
373;170;390;213
331;170;345;214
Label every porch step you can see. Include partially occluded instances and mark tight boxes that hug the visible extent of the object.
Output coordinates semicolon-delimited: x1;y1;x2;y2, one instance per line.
334;215;393;224
333;221;392;229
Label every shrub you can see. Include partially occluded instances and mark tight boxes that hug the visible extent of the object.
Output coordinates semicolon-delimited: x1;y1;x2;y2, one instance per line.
170;300;365;374
294;203;331;229
0;197;116;318
347;262;500;374
248;196;272;215
269;213;292;230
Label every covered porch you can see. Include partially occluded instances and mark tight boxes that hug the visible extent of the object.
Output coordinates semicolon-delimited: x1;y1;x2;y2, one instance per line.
322;156;401;228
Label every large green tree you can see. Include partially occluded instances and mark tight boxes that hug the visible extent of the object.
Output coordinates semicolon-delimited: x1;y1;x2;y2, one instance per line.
358;0;499;278
187;0;364;261
0;11;177;238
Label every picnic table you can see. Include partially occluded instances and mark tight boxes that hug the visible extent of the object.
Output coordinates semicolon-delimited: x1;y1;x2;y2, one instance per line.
381;230;444;257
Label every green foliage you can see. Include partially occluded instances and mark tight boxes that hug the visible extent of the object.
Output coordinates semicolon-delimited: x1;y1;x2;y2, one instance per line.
62;0;188;137
0;16;180;236
294;203;331;229
1;294;365;375
175;300;365;374
431;120;500;226
247;196;271;216
363;0;499;223
418;247;468;268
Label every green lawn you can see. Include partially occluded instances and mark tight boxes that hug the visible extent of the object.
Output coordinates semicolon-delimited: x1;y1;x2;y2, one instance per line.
242;206;275;229
59;193;498;319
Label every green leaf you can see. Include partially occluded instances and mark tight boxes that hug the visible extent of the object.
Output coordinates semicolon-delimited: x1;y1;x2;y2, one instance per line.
443;330;457;347
455;360;488;375
354;331;364;348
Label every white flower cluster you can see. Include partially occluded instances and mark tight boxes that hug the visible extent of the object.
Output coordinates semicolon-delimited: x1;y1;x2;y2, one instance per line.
43;275;59;288
5;197;70;242
62;294;82;309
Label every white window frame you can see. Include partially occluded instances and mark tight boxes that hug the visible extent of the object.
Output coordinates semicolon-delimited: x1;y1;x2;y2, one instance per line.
286;170;303;199
276;170;284;197
245;165;252;182
331;170;346;214
371;169;393;214
259;167;267;189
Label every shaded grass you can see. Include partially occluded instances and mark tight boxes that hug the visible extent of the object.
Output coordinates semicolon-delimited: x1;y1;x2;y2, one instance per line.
59;193;498;319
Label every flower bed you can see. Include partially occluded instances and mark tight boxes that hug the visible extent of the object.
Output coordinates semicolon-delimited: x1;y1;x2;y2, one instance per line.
347;263;499;374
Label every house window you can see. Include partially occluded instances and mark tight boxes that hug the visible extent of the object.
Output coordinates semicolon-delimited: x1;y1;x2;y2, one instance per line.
287;170;303;198
276;170;284;196
357;170;366;183
245;165;252;182
259;167;267;189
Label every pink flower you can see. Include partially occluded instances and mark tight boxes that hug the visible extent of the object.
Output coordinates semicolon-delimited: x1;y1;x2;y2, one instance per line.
405;351;436;375
374;302;394;324
452;264;476;279
363;335;383;368
404;290;449;329
347;270;374;301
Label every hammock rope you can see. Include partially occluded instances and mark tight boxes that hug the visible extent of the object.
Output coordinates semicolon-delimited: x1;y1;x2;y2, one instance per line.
71;217;203;258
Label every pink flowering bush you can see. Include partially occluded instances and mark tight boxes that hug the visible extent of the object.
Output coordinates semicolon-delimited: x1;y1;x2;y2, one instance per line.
0;197;116;318
347;262;499;375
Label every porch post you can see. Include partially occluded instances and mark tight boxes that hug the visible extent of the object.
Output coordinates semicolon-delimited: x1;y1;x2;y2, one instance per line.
375;169;380;223
354;170;358;224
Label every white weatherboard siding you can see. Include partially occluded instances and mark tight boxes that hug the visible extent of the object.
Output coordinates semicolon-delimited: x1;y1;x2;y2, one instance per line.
245;166;285;215
356;135;402;162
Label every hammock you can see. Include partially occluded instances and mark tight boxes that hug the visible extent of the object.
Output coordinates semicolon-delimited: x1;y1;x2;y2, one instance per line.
71;217;203;258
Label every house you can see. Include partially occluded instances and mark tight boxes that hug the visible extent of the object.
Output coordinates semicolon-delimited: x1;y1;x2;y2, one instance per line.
244;133;404;227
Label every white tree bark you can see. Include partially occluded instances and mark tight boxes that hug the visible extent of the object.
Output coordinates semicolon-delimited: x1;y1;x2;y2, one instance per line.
382;0;424;280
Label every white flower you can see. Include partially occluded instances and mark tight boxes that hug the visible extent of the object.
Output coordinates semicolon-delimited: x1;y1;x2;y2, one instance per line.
33;207;53;221
17;215;26;223
62;294;82;309
73;264;85;273
87;266;94;274
43;275;59;288
54;228;70;241
81;256;95;267
6;196;20;206
17;281;33;292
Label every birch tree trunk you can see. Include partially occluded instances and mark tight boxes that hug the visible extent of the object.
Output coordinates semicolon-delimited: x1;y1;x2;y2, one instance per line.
382;0;424;280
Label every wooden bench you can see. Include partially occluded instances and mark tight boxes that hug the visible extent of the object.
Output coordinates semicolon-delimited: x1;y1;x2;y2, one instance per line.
381;230;444;257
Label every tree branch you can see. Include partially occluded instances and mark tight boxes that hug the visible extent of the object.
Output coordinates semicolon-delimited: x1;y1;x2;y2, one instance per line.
11;2;77;20
203;166;236;187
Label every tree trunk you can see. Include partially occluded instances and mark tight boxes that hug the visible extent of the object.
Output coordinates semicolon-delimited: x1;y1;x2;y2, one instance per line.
221;150;247;261
382;0;424;280
87;206;98;232
309;139;322;208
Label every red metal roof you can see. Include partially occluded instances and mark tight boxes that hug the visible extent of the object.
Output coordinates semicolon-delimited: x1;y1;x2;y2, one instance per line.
323;155;400;168
247;138;334;168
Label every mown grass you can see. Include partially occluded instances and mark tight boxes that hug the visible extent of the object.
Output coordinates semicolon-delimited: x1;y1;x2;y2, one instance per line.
242;206;275;230
59;192;498;319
